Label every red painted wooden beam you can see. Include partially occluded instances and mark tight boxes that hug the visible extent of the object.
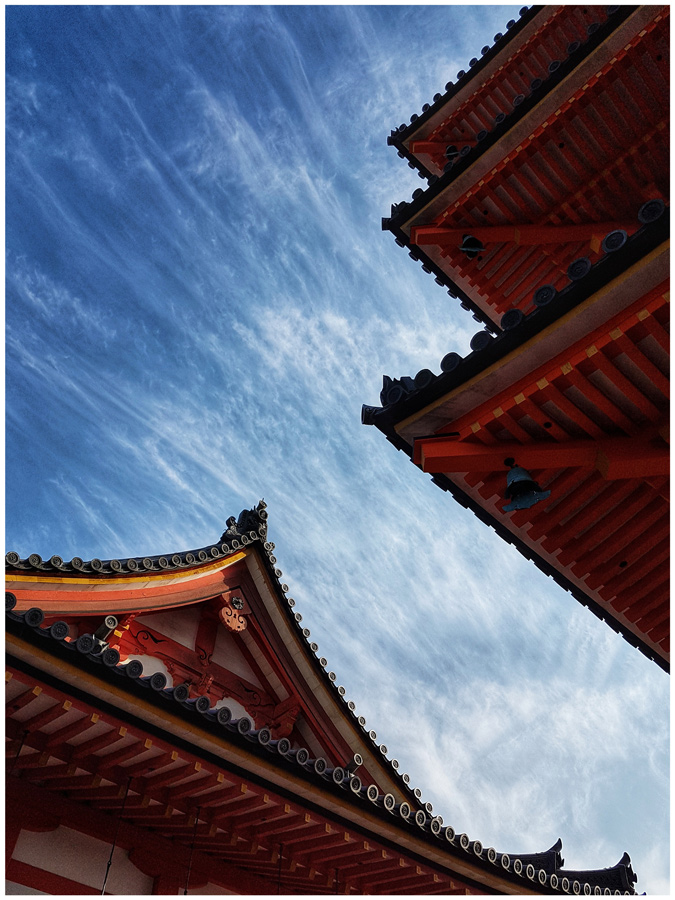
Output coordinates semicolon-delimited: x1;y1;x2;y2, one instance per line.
166;772;224;802
414;435;669;478
376;870;435;893
44;713;100;749
194;783;247;809
70;785;127;803
305;839;370;869
296;832;354;867
551;481;642;565
410;222;630;247
21;699;73;734
609;567;669;613
635;597;670;633
571;501;667;579
583;515;667;589
349;856;403;891
45;772;102;792
71;726;127;760
7;775;277;895
9;750;50;771
7;859;102;896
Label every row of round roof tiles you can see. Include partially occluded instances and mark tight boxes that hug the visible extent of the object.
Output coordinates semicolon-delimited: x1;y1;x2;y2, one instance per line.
5;600;635;895
5;534;263;575
373;199;666;410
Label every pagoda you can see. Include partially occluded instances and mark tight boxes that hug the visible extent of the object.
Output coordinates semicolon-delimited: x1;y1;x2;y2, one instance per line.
6;503;638;894
363;4;669;670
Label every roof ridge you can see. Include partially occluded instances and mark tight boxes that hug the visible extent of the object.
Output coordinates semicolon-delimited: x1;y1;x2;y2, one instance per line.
5;500;271;577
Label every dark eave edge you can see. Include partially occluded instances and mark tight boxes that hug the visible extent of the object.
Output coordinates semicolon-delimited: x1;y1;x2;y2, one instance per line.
388;6;541;152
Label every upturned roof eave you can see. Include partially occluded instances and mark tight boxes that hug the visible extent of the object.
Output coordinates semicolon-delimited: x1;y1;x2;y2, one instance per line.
5;504;434;816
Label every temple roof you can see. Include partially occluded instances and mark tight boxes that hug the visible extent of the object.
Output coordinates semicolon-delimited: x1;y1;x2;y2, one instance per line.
388;6;636;179
363;208;669;669
6;502;274;579
6;501;422;808
6;503;639;894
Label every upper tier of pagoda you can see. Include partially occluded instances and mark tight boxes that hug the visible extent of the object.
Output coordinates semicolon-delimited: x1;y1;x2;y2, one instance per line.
383;5;669;328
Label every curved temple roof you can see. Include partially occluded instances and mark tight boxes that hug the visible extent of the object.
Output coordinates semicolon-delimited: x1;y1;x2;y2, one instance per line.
6;503;638;895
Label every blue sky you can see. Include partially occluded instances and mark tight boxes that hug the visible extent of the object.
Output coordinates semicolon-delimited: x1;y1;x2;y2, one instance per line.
6;5;668;893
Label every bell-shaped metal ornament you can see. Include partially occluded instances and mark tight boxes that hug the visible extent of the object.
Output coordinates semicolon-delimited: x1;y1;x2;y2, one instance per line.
502;465;551;512
460;234;484;258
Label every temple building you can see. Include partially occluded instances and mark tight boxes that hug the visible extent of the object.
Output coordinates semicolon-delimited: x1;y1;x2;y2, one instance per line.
363;4;669;670
6;503;638;894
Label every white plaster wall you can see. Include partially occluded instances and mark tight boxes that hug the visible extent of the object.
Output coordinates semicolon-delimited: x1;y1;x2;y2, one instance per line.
12;826;154;895
295;716;327;759
214;696;251;720
136;606;201;650
212;627;261;687
240;630;288;701
125;653;173;682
